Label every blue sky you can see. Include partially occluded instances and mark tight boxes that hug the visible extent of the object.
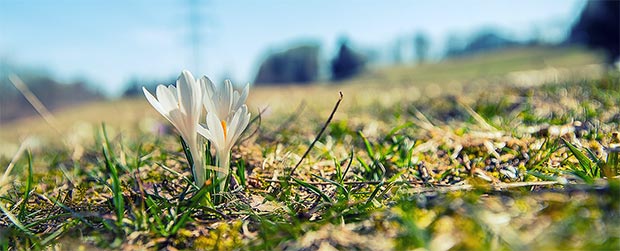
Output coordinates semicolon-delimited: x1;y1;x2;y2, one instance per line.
1;0;585;96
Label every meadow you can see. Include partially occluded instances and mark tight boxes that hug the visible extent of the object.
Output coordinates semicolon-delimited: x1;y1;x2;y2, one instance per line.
1;46;619;250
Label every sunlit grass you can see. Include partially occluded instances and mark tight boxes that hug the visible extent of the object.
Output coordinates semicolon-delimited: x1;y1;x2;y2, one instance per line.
0;48;618;250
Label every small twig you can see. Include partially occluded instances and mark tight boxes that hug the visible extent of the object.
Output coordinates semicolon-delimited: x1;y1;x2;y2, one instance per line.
288;92;344;177
265;179;425;186
265;179;561;191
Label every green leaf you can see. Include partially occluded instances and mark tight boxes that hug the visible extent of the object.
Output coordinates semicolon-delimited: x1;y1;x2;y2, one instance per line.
19;150;33;220
293;178;332;203
562;138;595;177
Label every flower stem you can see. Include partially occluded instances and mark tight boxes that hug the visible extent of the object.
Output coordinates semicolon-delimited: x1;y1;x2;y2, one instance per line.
190;144;205;186
216;150;230;191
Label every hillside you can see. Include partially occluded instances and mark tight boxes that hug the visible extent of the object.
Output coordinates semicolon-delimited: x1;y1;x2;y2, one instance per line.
0;46;605;155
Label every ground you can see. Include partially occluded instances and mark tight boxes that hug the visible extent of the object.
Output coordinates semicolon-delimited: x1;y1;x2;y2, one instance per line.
0;46;619;250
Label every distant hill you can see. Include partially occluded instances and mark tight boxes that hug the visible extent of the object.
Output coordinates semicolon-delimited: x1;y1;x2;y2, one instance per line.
0;67;103;124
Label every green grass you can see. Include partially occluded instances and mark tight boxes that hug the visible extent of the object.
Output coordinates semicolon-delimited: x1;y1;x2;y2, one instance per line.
1;47;619;250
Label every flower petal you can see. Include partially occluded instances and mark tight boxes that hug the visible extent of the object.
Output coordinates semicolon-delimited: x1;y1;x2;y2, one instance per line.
226;107;241;146
237;83;250;110
222;80;234;119
202;75;216;99
177;70;196;116
157;85;178;112
168;109;188;137
206;112;226;149
197;124;214;141
200;76;218;114
143;87;166;116
229;105;250;147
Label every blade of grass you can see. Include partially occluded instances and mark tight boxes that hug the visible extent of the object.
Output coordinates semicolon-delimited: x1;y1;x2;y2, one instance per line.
341;150;354;183
34;193;95;228
40;219;78;246
358;131;375;160
607;147;619;177
0;203;34;236
364;180;385;207
293;178;332;204
18;150;34;220
386;122;415;138
562;138;596;178
158;163;200;190
169;181;215;235
357;156;372;174
9;74;61;134
145;196;168;236
604;132;620;178
180;136;194;170
236;159;247;188
103;144;124;227
312;174;349;200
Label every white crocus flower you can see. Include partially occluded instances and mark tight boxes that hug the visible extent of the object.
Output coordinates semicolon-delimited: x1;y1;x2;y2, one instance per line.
142;70;206;186
197;79;251;187
201;77;249;122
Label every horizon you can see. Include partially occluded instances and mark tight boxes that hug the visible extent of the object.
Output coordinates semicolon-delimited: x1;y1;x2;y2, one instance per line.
1;0;585;96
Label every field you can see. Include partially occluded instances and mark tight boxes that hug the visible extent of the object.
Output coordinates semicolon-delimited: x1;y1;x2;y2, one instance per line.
1;46;619;250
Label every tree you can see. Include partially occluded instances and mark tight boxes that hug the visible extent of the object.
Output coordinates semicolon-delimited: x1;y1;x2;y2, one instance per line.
393;37;404;64
254;45;320;85
414;32;430;64
567;1;620;64
331;38;366;81
444;29;519;58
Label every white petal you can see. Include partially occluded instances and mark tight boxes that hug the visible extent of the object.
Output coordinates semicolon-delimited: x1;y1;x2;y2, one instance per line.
226;107;241;145
143;87;167;116
235;83;250;111
166;85;178;103
200;76;217;113
203;75;216;98
168;109;188;137
206;112;225;150
197;124;214;141
145;86;184;130
189;78;202;122
230;105;250;146
222;80;234;118
177;70;196;115
157;85;178;112
232;91;240;109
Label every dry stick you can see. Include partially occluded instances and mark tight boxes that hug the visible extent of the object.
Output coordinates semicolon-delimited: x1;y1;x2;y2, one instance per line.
8;74;61;133
265;179;560;190
288;92;343;177
265;179;424;186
